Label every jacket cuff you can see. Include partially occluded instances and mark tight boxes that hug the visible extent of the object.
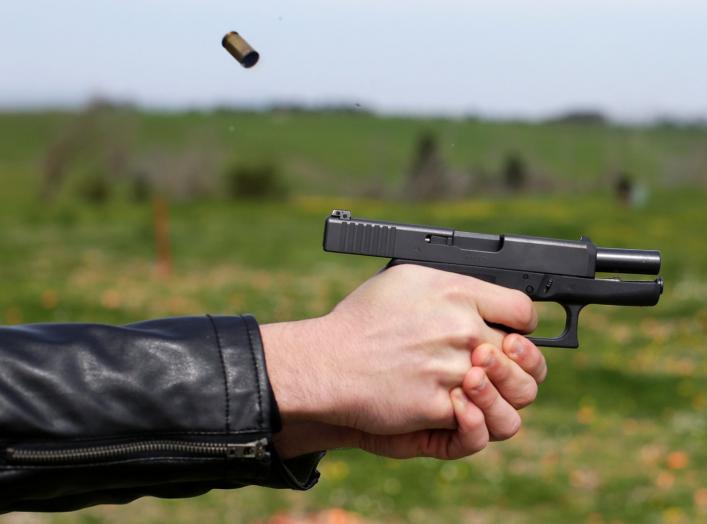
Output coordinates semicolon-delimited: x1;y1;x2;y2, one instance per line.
209;315;324;490
207;315;282;436
274;451;325;490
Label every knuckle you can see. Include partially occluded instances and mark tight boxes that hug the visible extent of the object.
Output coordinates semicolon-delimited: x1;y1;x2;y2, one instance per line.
511;381;538;409
491;351;513;380
467;317;488;346
471;343;495;367
516;340;540;368
492;413;522;441
441;282;471;307
465;405;486;430
536;363;548;384
472;385;497;410
470;432;490;453
447;315;474;339
428;394;456;426
444;313;484;348
512;293;537;329
443;274;484;306
462;366;482;393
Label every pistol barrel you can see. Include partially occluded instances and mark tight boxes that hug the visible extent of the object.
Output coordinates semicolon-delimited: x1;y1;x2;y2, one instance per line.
595;247;661;274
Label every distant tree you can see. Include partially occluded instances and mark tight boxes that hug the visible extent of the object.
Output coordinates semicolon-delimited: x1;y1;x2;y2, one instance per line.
615;172;634;206
403;132;449;200
224;162;288;200
547;110;608;126
130;171;152;202
502;152;528;192
41;102;136;203
77;171;111;204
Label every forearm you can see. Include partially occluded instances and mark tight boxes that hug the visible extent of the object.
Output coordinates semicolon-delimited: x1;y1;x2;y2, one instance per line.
0;315;322;513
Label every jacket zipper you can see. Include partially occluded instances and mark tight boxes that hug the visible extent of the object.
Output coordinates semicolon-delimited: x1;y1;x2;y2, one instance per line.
5;438;268;465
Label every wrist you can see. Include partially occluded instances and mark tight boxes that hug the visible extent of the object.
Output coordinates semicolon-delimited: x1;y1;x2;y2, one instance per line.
273;421;361;459
260;316;337;425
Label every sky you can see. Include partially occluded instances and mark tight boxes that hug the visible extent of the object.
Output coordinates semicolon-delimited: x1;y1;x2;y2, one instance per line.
1;0;706;120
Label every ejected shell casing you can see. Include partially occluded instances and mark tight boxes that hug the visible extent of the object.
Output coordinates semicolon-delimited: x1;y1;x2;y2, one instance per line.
222;31;259;68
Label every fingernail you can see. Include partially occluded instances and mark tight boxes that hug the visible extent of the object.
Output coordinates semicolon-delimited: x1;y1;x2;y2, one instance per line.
472;374;486;392
452;388;467;408
483;354;495;367
510;338;525;358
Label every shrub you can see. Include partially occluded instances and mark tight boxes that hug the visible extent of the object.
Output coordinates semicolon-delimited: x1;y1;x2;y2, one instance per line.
502;152;528;192
224;162;288;200
403;132;450;201
76;172;111;204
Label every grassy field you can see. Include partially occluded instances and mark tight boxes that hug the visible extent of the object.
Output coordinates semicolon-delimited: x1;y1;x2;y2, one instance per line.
1;109;706;200
0;110;706;523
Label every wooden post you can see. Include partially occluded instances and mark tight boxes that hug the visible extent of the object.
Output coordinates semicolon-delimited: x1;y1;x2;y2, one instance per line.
153;196;172;278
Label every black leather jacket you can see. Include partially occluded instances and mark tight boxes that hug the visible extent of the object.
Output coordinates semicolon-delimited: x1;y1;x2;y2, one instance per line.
0;315;323;513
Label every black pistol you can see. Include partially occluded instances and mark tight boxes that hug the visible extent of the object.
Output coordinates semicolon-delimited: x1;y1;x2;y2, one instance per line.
323;210;663;348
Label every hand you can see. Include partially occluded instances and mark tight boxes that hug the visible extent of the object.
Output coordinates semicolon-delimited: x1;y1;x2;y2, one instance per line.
261;264;543;457
269;334;546;460
353;334;547;459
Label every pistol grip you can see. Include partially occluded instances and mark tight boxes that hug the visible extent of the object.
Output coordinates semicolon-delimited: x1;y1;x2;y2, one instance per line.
528;303;584;349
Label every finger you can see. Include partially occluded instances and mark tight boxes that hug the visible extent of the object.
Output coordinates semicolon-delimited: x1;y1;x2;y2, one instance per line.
357;390;489;460
462;277;538;333
502;334;548;384
471;343;538;409
463;367;521;441
479;322;505;349
445;387;490;459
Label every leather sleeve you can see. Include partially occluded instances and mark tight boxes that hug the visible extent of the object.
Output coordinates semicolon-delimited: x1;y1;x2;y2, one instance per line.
0;315;323;513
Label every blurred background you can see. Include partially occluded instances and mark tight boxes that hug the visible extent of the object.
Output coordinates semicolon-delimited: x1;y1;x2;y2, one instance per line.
1;1;706;523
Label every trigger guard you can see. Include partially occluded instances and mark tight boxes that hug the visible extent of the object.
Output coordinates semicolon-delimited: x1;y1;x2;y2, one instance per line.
528;303;585;349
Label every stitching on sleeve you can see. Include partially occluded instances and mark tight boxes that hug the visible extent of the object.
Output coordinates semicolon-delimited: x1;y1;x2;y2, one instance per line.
206;314;231;433
242;315;264;429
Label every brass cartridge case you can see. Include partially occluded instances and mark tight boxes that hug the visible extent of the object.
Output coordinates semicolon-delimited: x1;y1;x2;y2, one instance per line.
222;31;259;68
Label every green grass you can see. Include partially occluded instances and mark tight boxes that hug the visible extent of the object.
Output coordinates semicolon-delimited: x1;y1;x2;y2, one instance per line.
1;109;706;200
0;110;706;523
